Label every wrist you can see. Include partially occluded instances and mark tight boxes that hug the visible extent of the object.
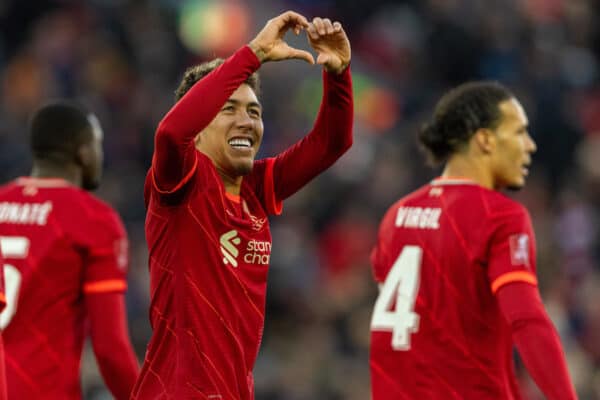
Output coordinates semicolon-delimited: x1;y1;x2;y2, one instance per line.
326;61;349;75
248;41;267;63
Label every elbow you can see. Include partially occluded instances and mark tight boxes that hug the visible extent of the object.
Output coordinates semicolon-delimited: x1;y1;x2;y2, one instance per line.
155;119;173;142
332;128;353;156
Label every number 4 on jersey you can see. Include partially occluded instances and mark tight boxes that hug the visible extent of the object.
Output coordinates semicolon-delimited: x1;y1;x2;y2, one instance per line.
370;245;422;351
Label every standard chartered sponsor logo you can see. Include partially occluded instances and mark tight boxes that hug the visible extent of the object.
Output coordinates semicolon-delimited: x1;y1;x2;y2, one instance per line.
219;230;271;267
244;239;271;265
220;230;241;267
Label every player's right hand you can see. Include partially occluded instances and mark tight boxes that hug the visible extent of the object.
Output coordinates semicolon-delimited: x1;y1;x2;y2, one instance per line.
248;11;315;65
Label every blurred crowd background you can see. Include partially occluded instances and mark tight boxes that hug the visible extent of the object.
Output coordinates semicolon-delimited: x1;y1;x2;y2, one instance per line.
1;0;599;398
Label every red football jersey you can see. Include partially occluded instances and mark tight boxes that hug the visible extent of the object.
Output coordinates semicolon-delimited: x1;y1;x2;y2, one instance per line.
0;177;129;400
132;45;353;400
135;153;279;399
0;251;5;312
0;249;6;400
370;178;537;399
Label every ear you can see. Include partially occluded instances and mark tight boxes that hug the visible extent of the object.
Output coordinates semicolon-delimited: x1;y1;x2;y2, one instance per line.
472;128;495;154
76;143;92;168
194;131;202;147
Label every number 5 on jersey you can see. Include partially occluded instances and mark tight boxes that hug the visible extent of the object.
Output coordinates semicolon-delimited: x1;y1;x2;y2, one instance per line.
370;245;422;351
0;236;28;329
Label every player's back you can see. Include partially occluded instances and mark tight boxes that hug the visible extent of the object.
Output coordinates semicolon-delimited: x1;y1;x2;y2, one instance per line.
370;178;532;399
0;177;126;400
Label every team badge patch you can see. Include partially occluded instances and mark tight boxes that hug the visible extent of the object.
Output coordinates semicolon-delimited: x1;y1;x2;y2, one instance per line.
509;234;530;267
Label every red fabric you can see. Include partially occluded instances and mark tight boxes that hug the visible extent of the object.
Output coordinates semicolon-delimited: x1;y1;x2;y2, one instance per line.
86;292;139;400
0;177;132;399
0;251;5;400
497;282;578;400
370;181;536;399
0;251;5;312
134;46;353;400
0;341;6;400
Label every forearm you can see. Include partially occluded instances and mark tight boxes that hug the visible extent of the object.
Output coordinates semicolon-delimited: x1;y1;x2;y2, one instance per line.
87;293;140;400
273;67;353;200
512;317;577;400
154;46;261;190
311;67;354;157
497;282;577;400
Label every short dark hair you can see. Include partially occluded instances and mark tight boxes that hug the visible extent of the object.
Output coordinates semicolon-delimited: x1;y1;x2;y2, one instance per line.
30;100;93;162
418;81;514;165
175;58;261;102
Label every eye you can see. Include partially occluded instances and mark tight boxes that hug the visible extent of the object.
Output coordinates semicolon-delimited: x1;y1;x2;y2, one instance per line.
221;105;235;112
248;108;261;118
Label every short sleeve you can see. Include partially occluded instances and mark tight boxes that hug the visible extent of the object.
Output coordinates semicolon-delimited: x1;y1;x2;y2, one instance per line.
487;207;537;294
83;207;129;295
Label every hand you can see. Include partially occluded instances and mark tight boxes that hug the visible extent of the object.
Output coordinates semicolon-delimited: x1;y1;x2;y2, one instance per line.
307;17;351;74
249;11;315;65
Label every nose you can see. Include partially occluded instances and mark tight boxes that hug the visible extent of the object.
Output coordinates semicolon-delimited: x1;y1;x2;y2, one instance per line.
236;111;255;128
526;133;537;154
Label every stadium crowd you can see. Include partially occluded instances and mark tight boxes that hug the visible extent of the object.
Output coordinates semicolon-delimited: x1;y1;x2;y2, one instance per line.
0;0;599;398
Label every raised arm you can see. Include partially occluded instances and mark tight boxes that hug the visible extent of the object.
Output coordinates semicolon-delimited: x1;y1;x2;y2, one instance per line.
496;282;577;399
153;10;315;193
152;48;261;192
270;17;353;201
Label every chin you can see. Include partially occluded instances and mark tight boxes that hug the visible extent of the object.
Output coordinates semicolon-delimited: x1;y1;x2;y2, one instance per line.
235;162;254;176
82;178;100;191
505;184;524;192
505;178;526;192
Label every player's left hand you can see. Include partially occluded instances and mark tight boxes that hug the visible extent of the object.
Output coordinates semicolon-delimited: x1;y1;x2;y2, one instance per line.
307;18;351;74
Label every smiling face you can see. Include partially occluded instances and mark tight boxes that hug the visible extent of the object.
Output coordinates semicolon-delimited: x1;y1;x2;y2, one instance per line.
489;98;537;190
195;84;264;179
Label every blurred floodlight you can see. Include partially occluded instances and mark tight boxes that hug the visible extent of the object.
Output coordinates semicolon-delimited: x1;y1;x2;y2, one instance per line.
178;0;251;55
296;72;399;134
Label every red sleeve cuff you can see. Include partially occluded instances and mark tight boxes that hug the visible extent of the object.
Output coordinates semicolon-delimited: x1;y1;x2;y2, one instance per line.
241;45;262;69
491;270;537;293
84;279;127;294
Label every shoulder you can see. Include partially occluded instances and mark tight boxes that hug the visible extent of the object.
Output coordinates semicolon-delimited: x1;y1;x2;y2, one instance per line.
483;189;530;220
379;185;431;226
0;181;16;196
78;192;125;233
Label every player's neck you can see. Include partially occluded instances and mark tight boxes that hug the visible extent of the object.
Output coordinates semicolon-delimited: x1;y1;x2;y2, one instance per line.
216;169;243;196
30;160;83;188
442;156;494;190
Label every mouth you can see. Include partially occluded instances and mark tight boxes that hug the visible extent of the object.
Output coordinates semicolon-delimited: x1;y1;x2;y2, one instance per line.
521;162;531;176
228;137;253;150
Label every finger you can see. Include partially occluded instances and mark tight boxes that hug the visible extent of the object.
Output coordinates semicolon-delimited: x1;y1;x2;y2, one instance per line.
278;11;310;30
307;24;319;40
289;48;315;65
316;53;330;66
322;18;334;35
312;17;326;35
333;21;342;32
